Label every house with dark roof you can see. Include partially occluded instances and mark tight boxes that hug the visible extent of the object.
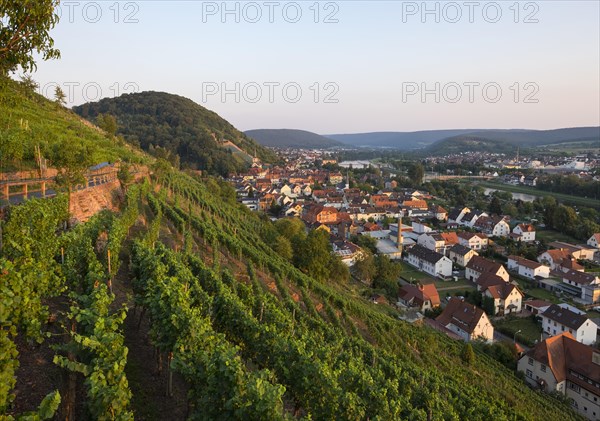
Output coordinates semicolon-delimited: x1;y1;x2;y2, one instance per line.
436;298;494;342
398;283;440;312
466;255;509;283
541;304;597;345
458;210;488;228
448;207;470;224
406;245;453;278
559;270;600;304
517;333;600;420
448;244;478;267
473;215;510;237
475;272;509;292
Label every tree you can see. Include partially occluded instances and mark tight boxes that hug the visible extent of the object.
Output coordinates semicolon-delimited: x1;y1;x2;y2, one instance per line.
407;163;424;185
351;234;377;254
274;235;293;261
554;205;578;235
461;343;475;365
54;85;65;105
329;256;350;283
502;203;518;218
51;142;93;214
542;196;557;227
117;162;133;194
353;251;376;284
295;229;332;282
274;218;306;243
372;255;402;296
489;196;502;215
97;114;118;137
20;73;38;92
0;1;61;73
482;295;496;316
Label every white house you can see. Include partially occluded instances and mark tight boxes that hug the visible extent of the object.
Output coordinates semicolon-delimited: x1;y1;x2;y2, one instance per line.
474;216;510;237
411;221;433;235
482;283;523;315
587;233;600;249
513;224;536;242
406;245;453;278
436;298;494;342
417;233;446;254
541;304;597;345
560;270;600;304
518;333;600;420
538;249;573;270
507;255;550;279
457;232;488;251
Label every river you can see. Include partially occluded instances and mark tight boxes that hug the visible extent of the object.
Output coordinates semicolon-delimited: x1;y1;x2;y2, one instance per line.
484;188;538;202
338;160;371;169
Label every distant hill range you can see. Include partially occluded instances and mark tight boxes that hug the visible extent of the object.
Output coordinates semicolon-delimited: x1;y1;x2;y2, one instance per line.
326;127;600;154
245;129;344;149
74;92;277;176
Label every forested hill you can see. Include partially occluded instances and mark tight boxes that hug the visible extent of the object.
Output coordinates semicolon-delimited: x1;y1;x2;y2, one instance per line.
246;129;344;149
73;91;277;176
425;127;600;155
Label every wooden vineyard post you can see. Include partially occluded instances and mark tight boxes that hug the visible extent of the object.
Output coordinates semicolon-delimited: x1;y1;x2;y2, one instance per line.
107;248;113;293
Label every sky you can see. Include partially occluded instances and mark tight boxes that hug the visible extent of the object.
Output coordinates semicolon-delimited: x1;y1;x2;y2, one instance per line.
29;1;600;134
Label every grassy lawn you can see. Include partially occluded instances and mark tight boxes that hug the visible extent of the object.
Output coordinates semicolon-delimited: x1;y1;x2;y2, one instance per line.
524;288;560;303
398;261;431;282
536;229;580;245
475;180;600;208
495;316;543;346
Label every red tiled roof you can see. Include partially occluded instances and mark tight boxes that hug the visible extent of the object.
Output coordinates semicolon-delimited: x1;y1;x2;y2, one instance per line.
525;333;600;386
399;283;441;308
518;223;535;232
440;232;459;245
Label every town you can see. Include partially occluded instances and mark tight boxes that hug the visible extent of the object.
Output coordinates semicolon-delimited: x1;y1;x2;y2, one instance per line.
230;147;600;420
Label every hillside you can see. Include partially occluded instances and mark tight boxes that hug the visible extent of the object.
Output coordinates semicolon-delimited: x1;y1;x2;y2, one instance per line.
326;130;480;149
327;127;600;152
1;78;582;420
73;91;277;176
425;127;600;155
0;76;145;172
246;129;344;149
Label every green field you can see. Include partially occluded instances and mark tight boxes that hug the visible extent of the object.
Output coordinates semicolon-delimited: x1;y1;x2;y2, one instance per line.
536;229;581;245
398;261;432;282
495;316;543;346
474;180;600;208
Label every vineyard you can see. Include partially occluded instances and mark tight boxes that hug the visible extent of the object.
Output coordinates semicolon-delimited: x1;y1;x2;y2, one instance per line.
0;167;583;420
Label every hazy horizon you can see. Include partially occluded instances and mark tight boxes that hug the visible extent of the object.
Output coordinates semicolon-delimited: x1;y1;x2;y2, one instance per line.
29;1;600;133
